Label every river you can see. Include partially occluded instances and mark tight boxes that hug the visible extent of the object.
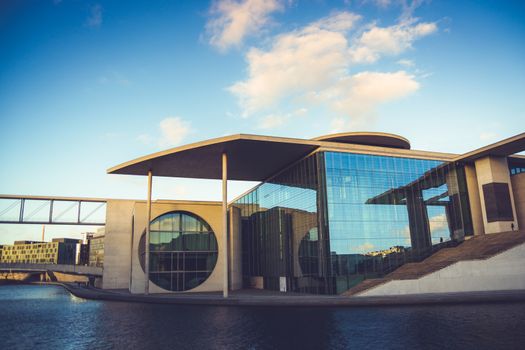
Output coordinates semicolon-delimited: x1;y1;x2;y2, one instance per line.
1;284;525;349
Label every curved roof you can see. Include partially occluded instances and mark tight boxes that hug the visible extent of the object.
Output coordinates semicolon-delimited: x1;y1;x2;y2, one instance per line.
107;133;459;181
107;134;320;181
313;132;411;149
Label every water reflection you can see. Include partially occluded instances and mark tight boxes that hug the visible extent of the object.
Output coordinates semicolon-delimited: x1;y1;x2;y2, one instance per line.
2;285;525;350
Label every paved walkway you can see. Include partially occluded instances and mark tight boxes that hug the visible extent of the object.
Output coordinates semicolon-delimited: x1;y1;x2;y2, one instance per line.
58;283;525;307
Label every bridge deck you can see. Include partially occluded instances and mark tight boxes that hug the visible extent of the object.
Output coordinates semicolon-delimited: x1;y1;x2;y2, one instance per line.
0;263;103;276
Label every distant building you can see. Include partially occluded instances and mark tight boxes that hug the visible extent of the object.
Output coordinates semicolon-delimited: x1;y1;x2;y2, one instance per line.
76;242;90;266
88;228;105;268
0;238;81;265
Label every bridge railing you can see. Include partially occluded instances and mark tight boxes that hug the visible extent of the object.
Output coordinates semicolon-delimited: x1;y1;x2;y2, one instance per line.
0;195;106;225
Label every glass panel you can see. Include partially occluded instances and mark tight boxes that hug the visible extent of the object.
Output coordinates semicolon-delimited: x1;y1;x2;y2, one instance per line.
141;211;218;291
324;152;471;293
232;151;472;295
182;215;199;232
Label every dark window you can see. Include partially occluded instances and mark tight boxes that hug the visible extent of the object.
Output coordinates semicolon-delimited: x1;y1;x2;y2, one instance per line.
483;182;514;222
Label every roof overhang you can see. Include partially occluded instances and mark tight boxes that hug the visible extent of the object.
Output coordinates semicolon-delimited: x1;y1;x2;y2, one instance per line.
107;134;320;181
454;132;525;162
108;131;524;182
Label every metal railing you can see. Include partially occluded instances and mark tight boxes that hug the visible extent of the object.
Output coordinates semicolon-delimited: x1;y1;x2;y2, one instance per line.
0;195;106;225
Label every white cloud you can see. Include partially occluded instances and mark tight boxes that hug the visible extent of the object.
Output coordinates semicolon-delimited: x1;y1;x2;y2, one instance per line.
206;0;284;51
429;213;449;233
227;5;436;129
230;11;360;116
397;58;415;67
257;108;308;129
322;70;420;128
86;4;102;28
363;0;392;8
349;21;437;63
158;117;191;148
258;114;287;129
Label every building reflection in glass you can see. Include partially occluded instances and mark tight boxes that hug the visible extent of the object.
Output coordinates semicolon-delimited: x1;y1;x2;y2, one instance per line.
233;151;473;294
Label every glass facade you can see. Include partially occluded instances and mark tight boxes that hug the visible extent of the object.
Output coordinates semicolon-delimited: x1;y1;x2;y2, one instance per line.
233;150;473;295
139;211;218;291
233;153;330;294
325;152;472;293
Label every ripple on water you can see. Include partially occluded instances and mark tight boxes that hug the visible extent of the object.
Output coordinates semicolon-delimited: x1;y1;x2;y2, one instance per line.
1;284;525;350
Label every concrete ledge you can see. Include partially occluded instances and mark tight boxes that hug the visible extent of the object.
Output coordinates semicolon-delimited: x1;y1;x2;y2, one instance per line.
56;283;525;308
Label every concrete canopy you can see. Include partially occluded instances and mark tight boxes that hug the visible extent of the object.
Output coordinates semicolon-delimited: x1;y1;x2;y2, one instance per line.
107;134;320;181
454;132;525;162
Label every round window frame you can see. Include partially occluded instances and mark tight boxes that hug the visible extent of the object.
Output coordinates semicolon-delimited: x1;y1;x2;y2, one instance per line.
138;211;218;292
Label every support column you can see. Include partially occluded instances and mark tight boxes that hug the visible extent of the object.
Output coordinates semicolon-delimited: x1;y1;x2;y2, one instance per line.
145;170;153;295
475;156;518;234
222;152;229;298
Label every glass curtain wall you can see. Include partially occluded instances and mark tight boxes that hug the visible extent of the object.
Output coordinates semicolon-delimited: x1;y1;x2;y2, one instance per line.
324;152;473;293
233;150;473;295
232;153;330;294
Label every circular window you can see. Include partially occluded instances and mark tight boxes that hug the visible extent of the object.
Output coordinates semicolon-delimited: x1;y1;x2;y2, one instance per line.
138;211;218;291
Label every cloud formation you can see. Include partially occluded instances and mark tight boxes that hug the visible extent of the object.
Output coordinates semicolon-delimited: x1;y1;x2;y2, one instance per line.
229;10;434;128
207;0;284;51
138;117;192;149
257;108;308;129
159;117;191;148
349;21;436;63
86;4;102;28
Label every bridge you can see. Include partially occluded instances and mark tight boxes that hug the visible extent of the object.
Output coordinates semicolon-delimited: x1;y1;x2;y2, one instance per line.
0;263;103;276
0;195;107;225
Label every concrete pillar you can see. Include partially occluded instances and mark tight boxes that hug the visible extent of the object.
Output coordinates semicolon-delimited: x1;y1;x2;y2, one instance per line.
229;206;243;291
511;173;525;230
222;153;229;298
445;166;465;239
145;170;152;294
474;156;518;234
464;164;484;235
405;188;431;257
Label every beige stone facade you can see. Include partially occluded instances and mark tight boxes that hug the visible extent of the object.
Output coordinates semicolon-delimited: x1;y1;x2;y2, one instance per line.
102;199;241;294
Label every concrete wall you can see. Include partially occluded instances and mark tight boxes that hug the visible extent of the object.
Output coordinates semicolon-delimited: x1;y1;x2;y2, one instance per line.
511;173;525;229
130;200;237;294
102;199;135;289
474;156;518;233
358;242;525;296
465;164;484;235
229;207;243;291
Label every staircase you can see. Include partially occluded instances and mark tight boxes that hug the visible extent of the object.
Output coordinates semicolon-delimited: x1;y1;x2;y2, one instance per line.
342;230;525;296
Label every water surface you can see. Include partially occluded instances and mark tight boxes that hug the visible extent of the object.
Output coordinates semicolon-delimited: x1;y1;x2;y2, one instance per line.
1;285;524;349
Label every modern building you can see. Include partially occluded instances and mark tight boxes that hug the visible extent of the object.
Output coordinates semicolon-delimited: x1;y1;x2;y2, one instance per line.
76;241;90;266
88;228;105;268
0;238;81;265
94;132;525;294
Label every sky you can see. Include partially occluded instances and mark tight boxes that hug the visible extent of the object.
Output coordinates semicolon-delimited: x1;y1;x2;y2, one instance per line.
0;0;524;243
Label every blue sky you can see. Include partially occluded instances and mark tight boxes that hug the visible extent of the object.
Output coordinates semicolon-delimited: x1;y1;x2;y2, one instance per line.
0;0;524;243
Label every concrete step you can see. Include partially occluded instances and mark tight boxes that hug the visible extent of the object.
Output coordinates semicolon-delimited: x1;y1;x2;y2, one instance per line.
342;230;525;296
